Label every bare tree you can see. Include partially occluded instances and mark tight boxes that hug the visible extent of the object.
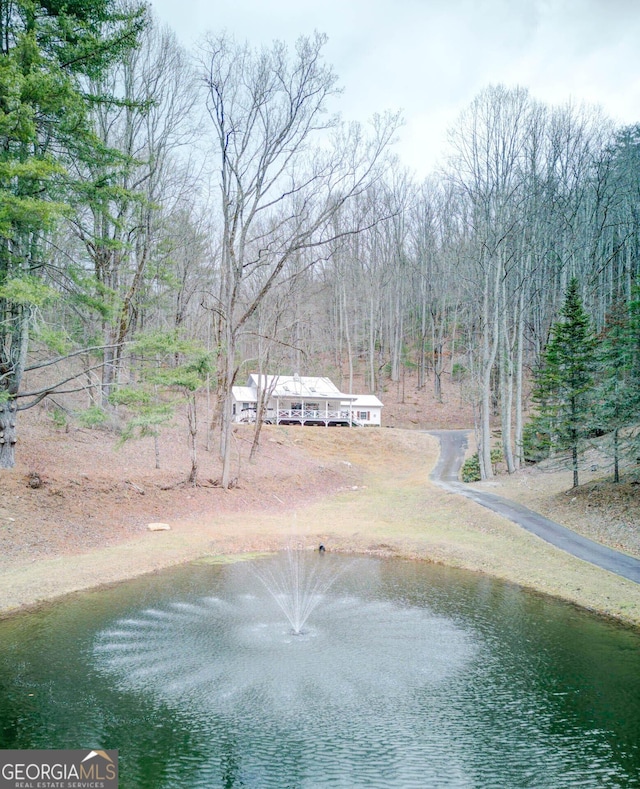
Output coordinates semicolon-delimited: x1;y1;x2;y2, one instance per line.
68;19;201;403
407;179;463;400
447;85;533;477
202;32;400;488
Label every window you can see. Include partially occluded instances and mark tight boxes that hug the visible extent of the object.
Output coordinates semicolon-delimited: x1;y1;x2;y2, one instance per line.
357;411;370;421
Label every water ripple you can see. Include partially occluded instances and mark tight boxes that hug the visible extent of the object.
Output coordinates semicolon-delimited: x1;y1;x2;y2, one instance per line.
88;557;637;788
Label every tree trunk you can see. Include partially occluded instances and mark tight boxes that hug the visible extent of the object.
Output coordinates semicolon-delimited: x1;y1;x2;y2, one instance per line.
514;285;525;470
0;400;18;469
418;292;427;390
480;261;501;479
187;393;198;486
500;280;516;474
0;304;30;469
250;371;269;462
571;402;579;488
101;339;118;406
368;297;376;392
220;327;236;489
343;282;354;393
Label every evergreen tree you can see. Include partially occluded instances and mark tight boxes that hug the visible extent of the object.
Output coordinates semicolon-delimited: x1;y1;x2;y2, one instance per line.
526;278;597;488
629;285;640;465
110;330;213;485
0;0;145;468
593;290;640;481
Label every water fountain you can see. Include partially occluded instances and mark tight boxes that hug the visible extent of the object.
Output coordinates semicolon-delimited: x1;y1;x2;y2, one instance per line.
2;557;637;787
249;541;342;634
91;555;474;718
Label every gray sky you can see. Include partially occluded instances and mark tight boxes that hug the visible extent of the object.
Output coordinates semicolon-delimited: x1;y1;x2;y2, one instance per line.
150;0;640;178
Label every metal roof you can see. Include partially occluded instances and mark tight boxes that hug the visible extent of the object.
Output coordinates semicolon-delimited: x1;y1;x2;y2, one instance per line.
350;394;384;407
246;374;358;400
233;386;257;402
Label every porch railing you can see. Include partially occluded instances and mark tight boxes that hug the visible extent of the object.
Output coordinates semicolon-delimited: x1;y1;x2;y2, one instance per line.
235;407;357;424
276;408;351;421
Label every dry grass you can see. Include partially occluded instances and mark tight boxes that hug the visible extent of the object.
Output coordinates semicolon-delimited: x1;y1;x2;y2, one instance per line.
474;452;640;558
1;374;639;628
2;414;640;628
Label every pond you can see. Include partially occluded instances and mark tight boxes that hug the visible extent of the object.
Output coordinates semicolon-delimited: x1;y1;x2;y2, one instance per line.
0;555;639;788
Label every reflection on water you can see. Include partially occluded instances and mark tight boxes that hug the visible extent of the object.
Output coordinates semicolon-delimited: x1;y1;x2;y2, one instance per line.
0;556;639;788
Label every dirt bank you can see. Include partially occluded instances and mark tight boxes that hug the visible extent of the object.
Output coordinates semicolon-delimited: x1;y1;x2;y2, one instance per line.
1;418;639;627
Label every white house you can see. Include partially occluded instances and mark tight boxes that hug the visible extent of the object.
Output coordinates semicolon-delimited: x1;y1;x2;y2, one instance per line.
350;394;384;426
231;374;383;427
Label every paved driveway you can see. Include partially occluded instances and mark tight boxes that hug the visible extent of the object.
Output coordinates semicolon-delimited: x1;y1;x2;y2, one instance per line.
429;430;640;584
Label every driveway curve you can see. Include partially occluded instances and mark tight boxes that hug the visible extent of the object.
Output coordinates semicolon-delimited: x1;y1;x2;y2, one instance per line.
429;430;640;584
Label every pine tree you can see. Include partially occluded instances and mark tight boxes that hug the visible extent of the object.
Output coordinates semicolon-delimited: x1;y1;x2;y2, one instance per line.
526;278;597;488
629;285;640;466
593;291;640;481
0;0;145;468
110;330;213;486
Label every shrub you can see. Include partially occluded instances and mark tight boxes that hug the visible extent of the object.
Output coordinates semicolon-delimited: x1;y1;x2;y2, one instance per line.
50;408;67;429
461;453;481;482
489;447;503;473
461;448;503;481
522;420;550;464
77;405;108;429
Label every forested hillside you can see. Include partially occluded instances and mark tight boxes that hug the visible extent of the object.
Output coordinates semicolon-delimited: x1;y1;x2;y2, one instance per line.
1;3;638;487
